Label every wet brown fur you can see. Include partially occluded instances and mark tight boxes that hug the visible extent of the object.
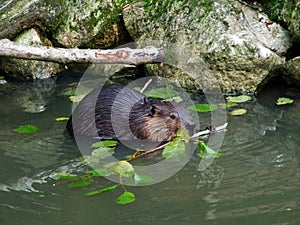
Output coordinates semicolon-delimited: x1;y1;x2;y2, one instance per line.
67;84;195;142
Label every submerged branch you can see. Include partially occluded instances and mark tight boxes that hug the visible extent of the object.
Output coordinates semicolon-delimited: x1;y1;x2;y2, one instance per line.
0;39;165;65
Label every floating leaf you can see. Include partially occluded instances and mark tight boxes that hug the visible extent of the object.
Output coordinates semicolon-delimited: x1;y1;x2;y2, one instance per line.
79;155;100;167
69;94;86;103
67;176;93;188
164;96;183;103
226;95;251;103
198;142;221;158
55;117;69;121
188;104;219;112
105;161;135;177
87;169;113;177
55;173;76;180
162;138;186;158
134;173;154;184
38;194;46;198
91;147;115;159
144;88;178;99
219;102;238;109
276;97;293;105
86;184;118;196
117;191;136;205
13;125;39;134
59;88;76;96
230;108;247;116
91;140;118;148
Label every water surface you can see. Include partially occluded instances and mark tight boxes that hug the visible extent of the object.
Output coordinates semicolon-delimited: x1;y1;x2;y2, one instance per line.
1;76;300;225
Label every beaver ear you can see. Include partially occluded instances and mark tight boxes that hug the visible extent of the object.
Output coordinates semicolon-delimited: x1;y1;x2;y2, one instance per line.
149;104;156;116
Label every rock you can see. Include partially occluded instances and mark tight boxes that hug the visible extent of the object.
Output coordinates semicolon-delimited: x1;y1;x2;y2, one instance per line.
123;0;292;93
281;56;300;86
52;0;131;48
0;28;62;80
0;0;132;80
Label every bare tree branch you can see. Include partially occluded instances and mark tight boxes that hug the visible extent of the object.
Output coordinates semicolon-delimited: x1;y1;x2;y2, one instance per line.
0;39;165;65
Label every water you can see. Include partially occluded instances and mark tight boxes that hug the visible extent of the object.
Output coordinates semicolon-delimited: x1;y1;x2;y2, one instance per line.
1;75;300;225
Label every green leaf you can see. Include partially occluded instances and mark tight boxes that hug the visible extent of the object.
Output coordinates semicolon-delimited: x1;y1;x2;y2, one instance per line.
226;95;251;103
198;142;221;158
59;88;76;96
144;88;178;99
117;191;136;205
86;184;118;196
80;155;100;167
69;94;86;103
67;176;93;188
13;125;39;134
91;147;115;159
276;97;294;105
162;138;186;158
91;140;118;148
176;128;190;140
55;117;69;121
55;173;76;180
164;96;183;103
219;102;238;109
229;108;247;116
105;161;135;177
188;104;219;112
134;173;154;184
87;169;113;177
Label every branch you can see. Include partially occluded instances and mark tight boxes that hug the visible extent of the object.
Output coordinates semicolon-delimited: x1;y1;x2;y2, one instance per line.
191;123;228;139
0;39;165;65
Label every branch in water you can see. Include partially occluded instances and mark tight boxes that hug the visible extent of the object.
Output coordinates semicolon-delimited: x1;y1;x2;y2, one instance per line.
0;39;165;65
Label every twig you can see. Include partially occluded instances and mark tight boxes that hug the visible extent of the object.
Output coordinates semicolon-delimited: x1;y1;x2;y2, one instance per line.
140;78;153;93
190;123;228;139
126;142;169;162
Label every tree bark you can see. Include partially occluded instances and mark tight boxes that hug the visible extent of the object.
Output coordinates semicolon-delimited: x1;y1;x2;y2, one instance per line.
0;39;165;65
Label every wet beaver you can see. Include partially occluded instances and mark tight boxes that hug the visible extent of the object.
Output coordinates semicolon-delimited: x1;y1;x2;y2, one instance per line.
66;84;195;142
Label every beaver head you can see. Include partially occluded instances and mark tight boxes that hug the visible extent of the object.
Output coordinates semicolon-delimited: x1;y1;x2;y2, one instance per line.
129;98;195;142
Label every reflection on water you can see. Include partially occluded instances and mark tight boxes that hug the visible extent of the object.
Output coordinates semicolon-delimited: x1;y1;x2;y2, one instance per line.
0;76;300;225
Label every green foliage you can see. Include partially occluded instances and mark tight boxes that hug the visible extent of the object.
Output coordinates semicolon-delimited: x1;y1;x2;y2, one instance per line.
258;0;285;21
188;104;219;112
55;173;76;180
13;125;39;134
117;191;136;205
91;140;118;148
162;137;186;158
86;184;118;196
58;88;76;96
144;87;178;99
67;176;93;188
133;173;154;184
276;97;293;105
105;160;135;177
198;142;221;158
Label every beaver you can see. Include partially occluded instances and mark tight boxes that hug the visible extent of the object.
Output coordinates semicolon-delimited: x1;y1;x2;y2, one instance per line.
66;84;195;142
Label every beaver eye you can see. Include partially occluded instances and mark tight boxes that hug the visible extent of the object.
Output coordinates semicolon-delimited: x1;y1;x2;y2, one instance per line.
170;114;177;120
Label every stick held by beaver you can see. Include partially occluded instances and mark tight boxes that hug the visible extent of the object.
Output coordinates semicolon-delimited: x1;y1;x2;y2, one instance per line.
66;84;196;142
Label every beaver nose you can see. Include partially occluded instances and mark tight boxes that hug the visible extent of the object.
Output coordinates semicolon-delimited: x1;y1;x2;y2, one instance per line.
186;123;196;135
